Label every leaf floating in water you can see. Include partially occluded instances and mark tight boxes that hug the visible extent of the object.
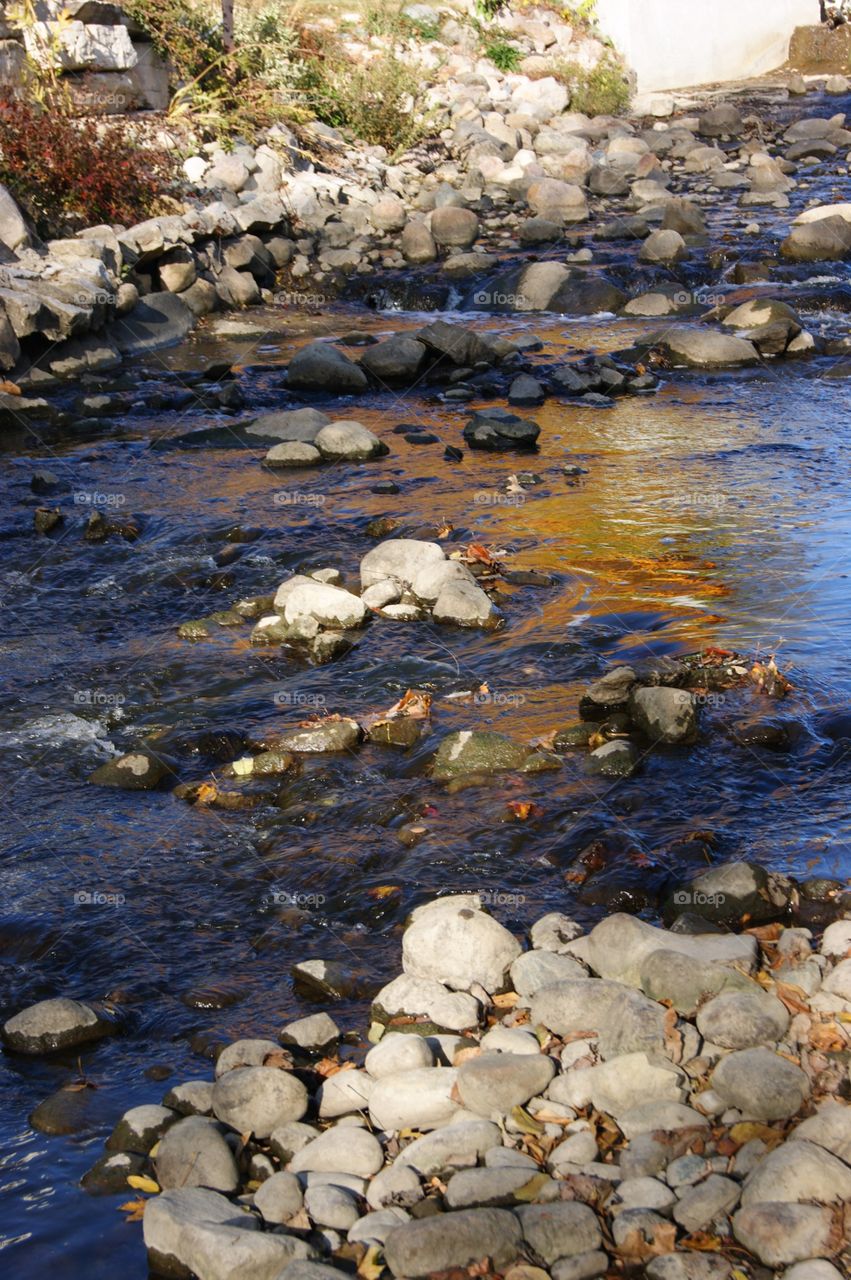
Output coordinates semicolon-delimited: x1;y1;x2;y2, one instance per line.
507;800;540;821
119;1197;148;1222
368;884;401;900
0;380;21;395
750;655;793;698
194;782;218;805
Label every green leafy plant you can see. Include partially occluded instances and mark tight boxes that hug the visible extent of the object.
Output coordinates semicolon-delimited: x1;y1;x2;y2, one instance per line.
552;53;629;116
483;38;522;72
305;49;426;152
475;0;508;17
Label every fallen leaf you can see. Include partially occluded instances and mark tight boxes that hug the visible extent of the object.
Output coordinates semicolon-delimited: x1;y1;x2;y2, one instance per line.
127;1175;159;1194
314;1057;355;1078
510;1105;544;1135
507;800;540;821
357;1244;385;1280
119;1197;147;1222
681;1231;722;1251
729;1121;785;1150
195;781;218;804
0;380;21;395
492;991;519;1009
368;885;401;900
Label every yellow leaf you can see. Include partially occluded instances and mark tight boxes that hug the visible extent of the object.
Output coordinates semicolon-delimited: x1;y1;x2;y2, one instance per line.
513;1173;551;1202
511;1105;544;1135
357;1244;385;1280
127;1175;160;1194
148;1141;160;1159
119;1197;147;1222
195;782;218;804
369;885;400;900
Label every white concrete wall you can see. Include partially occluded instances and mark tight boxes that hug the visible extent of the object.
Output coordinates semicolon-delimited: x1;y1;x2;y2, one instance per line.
596;0;821;92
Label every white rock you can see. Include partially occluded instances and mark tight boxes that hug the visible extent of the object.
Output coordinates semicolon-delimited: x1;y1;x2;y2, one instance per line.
368;1067;459;1132
317;1069;374;1119
366;1033;434;1078
402;901;521;992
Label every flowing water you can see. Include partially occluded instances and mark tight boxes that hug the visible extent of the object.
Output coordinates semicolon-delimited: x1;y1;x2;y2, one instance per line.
2;89;851;1277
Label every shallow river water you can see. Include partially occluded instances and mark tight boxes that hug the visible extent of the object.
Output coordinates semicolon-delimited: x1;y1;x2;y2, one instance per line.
2;89;851;1278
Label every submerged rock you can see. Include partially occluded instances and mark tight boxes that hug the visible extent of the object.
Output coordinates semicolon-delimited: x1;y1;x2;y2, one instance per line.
286;342;368;393
431;730;556;781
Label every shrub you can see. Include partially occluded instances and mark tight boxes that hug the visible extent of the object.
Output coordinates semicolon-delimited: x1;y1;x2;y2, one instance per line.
553;54;629;116
305;50;426;152
483;38;522;72
0;96;176;236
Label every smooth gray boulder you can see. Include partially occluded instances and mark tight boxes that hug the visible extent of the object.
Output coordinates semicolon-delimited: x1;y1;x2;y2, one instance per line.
361;539;445;590
314;420;386;461
359;336;428;384
211;1066;308;1137
530;978;669;1059
2;997;112;1054
456;1051;555;1116
515;1202;602;1263
384;1207;522;1276
368;1067;459;1132
111;292;194;354
402;900;521;992
155;1116;239;1192
372;973;480;1034
254;1170;303;1224
711;1048;809;1121
396;1120;502;1175
630;686;699;744
740;1140;851;1207
587;914;757;987
289;1126;383;1178
286;342;368;393
143;1187;314;1278
695;989;789;1049
732;1202;838;1267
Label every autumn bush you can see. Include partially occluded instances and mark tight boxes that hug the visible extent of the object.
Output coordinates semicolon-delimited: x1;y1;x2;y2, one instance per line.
0;96;176;237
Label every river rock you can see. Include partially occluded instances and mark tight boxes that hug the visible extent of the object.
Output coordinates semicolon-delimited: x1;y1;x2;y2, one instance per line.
372;197;407;232
711;1047;809;1120
463;408;540;450
359;337;427;384
396;1120;502;1175
740;1139;851;1206
2;996;112;1054
289;1126;384;1178
316;1068;374;1118
526;178;588;222
586;914;757;987
732;1202;838;1267
270;1120;319;1163
456;1051;555;1116
315;420;386;461
372;973;480;1033
254;1170;303;1223
279;1012;339;1055
247;407;330;443
155;1116;239;1192
82;1150;148;1195
510;950;587;997
665;860;792;927
106;1103;177;1154
579;1052;685;1117
530;914;584;953
639;229;687;263
639;949;755;1015
286;342;368;393
695;989;789;1049
791;1100;851;1162
410;560;476;603
384;1207;523;1276
283;581;367;630
143;1187;314;1278
163;1080;215;1116
211;1066;308;1137
586;740;640;778
304;1182;361;1230
515;1202;602;1263
433;579;499;628
112;293;194;355
781;215;851;262
822;957;851;998
367;1162;423;1209
530;978;669;1059
630;686;698;744
673;1174;741;1232
401;222;437;264
416;320;498;367
274;719;360;753
0;183;29;251
368;1067;459;1131
644;326;759;368
698;104;744;137
445;1166;549;1209
402;900;521;991
431;730;546;782
365;1032;434;1078
361;539;445;590
265;441;322;468
89;748;174;790
645;1255;733;1280
431;207;480;249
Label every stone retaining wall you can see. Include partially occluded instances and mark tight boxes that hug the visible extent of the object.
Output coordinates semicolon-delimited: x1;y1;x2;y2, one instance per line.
0;0;168;113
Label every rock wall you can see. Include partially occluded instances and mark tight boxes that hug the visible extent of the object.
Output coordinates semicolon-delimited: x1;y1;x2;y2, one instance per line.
597;0;822;91
0;0;168;113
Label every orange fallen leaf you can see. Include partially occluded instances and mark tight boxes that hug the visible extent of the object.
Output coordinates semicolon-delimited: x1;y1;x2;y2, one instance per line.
0;380;21;395
119;1197;147;1222
507;800;540;821
368;884;401;900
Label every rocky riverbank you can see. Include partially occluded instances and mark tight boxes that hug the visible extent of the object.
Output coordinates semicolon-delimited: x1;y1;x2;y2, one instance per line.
5;891;850;1280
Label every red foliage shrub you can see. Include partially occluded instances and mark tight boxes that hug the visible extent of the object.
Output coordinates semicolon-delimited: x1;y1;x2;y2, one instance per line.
0;96;176;237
